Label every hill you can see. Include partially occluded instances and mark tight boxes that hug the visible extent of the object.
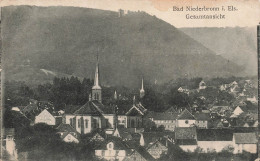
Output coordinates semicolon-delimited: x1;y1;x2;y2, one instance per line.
180;27;257;75
2;6;244;88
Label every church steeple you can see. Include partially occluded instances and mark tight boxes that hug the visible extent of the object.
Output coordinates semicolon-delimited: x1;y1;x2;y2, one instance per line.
92;53;102;102
140;78;145;98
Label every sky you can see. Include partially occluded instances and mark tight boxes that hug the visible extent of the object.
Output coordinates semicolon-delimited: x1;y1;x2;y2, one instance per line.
0;0;260;27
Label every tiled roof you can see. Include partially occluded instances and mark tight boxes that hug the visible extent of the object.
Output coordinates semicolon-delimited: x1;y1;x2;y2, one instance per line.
197;129;233;141
175;127;196;140
234;133;257;144
177;109;195;120
74;101;103;115
132;146;155;161
73;100;114;115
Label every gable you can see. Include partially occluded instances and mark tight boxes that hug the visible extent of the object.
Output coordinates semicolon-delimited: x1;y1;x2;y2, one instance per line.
177;109;195;120
37;109;54;119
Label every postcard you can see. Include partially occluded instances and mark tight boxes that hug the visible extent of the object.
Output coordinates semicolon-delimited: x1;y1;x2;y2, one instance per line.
0;0;259;160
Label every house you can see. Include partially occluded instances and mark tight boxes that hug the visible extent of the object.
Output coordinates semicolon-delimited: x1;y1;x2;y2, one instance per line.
35;109;56;126
146;140;168;159
194;113;210;129
151;112;177;131
95;138;128;161
233;133;257;154
176;109;196;127
125;102;147;128
197;129;233;153
124;146;155;161
199;80;207;90
175;127;197;152
56;123;79;143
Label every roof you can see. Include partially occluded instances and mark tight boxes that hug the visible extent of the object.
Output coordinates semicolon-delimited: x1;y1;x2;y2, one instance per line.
95;137;128;150
126;103;147;116
197;129;233;141
152;112;178;120
176;139;197;145
60;132;79;140
177;109;195;120
165;106;177;113
64;105;82;114
233;133;257;144
175;127;196;140
131;146;155;161
73;100;115;115
146;140;167;150
194;113;211;121
56;123;77;133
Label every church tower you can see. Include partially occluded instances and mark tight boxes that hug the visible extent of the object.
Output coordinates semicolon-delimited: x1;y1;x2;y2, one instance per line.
140;78;145;98
92;55;102;103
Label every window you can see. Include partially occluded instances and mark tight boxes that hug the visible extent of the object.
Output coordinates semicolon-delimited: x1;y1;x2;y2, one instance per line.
68;135;71;140
85;120;88;128
78;119;81;128
185;120;189;124
70;118;73;127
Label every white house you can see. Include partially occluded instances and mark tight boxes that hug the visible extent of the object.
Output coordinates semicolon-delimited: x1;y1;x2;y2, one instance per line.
197;129;233;153
35;109;56;125
175;127;197;152
233;133;257;154
176;109;196;127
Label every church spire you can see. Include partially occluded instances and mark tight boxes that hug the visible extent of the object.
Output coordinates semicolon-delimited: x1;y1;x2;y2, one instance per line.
92;53;101;90
140;78;145;98
92;51;102;102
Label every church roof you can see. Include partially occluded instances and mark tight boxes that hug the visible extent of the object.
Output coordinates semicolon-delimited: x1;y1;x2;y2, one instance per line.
177;109;195;120
73;100;115;115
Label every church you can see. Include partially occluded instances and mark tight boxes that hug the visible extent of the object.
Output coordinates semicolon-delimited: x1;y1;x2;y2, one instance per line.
63;57;147;134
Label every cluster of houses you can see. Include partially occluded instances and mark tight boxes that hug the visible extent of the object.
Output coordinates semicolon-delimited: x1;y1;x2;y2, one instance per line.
7;60;258;160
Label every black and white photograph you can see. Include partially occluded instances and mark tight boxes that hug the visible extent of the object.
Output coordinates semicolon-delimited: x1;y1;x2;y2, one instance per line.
0;0;259;160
